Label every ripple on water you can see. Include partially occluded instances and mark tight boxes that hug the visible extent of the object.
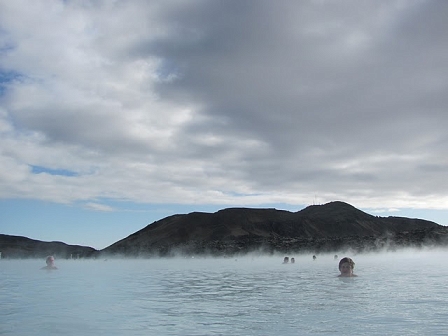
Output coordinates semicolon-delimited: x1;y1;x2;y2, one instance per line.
1;251;448;335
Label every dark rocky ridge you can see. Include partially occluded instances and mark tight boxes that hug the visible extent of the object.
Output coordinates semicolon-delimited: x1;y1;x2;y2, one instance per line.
2;201;448;258
100;201;448;257
0;234;97;259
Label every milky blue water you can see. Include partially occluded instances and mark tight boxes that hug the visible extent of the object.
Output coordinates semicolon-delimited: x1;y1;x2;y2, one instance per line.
1;250;448;336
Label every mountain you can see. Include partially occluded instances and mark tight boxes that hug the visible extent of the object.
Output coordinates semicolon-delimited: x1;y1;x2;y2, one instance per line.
0;234;97;259
3;201;447;258
100;201;448;257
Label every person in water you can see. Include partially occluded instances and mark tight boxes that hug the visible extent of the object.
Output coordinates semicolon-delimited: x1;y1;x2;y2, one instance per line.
41;256;58;270
283;256;289;264
290;257;295;264
338;257;357;277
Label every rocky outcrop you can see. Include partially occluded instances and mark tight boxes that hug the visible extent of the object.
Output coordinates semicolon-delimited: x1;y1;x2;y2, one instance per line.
3;201;447;258
0;234;97;259
99;201;448;257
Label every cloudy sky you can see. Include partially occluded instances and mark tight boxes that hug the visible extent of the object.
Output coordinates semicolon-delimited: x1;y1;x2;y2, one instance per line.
1;0;448;249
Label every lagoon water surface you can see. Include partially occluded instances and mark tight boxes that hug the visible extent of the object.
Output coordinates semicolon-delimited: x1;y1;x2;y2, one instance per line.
1;250;448;335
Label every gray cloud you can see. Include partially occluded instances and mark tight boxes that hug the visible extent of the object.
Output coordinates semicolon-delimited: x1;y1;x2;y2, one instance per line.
1;0;448;210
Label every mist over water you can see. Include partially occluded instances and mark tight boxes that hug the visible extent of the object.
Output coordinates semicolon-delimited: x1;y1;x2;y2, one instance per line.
1;249;448;335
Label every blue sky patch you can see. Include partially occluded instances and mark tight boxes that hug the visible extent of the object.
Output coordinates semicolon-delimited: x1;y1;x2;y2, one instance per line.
30;165;78;177
0;69;24;95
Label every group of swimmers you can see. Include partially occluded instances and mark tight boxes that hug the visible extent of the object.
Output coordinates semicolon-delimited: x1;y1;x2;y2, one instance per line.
41;254;357;277
282;255;357;277
282;256;295;264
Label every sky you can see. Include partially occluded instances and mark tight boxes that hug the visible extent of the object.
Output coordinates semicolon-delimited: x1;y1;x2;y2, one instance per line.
1;0;448;250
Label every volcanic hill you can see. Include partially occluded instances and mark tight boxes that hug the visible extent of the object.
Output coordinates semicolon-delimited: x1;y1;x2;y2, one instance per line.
0;234;97;259
100;201;448;257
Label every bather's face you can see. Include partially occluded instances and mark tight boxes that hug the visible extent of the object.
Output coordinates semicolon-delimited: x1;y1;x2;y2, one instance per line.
339;262;353;276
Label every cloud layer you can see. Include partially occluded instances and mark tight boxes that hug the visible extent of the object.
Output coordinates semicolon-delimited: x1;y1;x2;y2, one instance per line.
1;0;448;210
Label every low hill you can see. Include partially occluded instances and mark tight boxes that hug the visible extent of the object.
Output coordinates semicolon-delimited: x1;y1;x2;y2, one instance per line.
3;201;447;258
0;234;97;259
100;201;448;257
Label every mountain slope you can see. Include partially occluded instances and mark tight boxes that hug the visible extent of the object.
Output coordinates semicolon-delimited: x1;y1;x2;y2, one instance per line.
101;201;445;256
0;234;97;259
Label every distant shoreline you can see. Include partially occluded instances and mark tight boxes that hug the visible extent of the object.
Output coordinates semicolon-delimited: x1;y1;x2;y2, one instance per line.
2;227;448;259
2;202;448;259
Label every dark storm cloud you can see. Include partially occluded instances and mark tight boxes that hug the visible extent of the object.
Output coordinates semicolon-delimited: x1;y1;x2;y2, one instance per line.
1;0;448;209
137;1;448;189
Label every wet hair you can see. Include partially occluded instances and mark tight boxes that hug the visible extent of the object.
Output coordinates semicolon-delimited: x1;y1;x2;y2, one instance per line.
338;257;355;270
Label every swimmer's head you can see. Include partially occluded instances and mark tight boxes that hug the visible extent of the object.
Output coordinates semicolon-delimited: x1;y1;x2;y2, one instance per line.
339;257;355;272
46;256;55;266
